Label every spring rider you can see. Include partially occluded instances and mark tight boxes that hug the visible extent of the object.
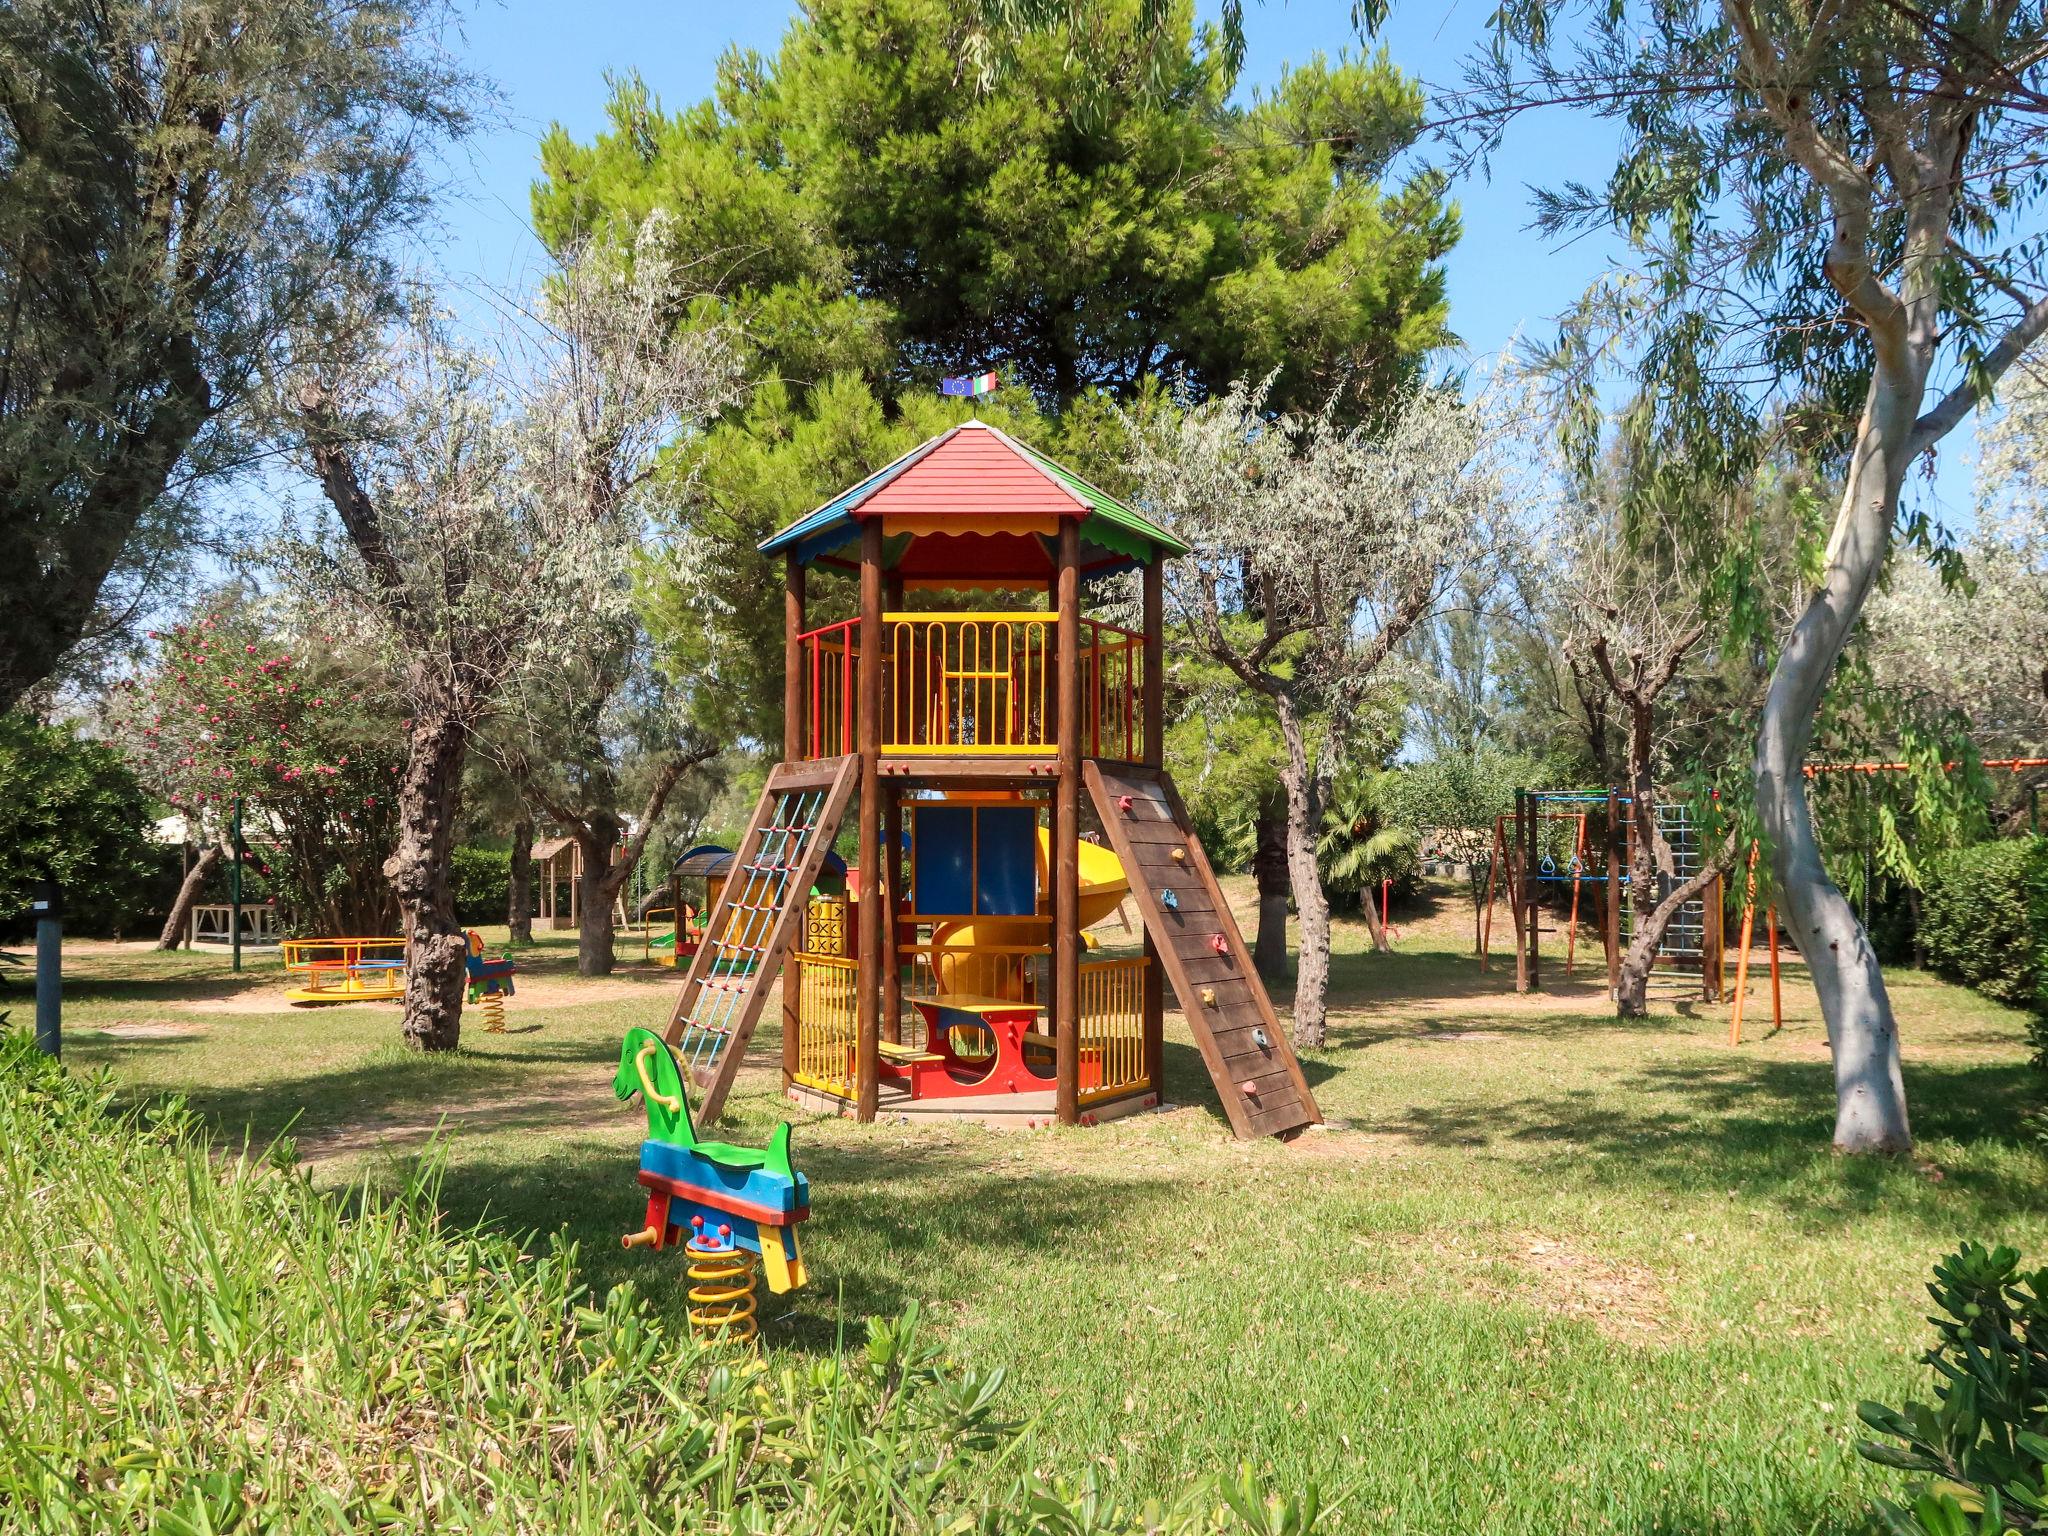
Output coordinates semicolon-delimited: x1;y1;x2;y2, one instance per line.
464;930;517;1032
613;1026;810;1341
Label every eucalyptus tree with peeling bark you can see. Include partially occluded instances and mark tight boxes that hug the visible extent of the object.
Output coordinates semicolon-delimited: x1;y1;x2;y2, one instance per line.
1127;377;1505;1047
1459;0;2048;1153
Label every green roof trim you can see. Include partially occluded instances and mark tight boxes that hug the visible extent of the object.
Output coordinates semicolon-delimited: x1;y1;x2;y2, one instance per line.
1007;434;1190;560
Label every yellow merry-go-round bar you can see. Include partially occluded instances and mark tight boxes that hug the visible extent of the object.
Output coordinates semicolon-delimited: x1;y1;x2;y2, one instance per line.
281;937;407;1004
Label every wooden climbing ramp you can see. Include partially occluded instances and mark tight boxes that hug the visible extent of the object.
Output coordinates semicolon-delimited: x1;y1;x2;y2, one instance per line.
664;756;858;1122
1084;763;1320;1140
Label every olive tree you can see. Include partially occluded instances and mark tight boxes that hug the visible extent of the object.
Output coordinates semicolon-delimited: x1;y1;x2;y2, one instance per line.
0;0;471;710
1127;377;1507;1047
489;224;735;977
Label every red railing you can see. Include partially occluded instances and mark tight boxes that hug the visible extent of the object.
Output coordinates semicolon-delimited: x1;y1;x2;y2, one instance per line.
799;618;859;760
795;613;1146;762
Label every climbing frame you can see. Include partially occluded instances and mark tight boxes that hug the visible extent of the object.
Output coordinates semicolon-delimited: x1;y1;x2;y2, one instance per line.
1084;763;1320;1139
665;755;859;1122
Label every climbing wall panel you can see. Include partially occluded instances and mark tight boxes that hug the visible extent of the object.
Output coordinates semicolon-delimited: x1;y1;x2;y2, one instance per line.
664;755;858;1122
1084;763;1319;1140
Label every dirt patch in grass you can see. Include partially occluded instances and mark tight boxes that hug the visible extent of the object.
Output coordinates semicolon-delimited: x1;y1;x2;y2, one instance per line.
83;1020;210;1040
160;972;672;1017
167;989;370;1016
1499;1232;1671;1340
293;1072;632;1170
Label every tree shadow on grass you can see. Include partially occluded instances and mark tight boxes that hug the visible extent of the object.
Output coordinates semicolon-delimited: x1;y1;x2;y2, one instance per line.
84;1030;625;1145
421;1129;1184;1356
1367;1049;2047;1227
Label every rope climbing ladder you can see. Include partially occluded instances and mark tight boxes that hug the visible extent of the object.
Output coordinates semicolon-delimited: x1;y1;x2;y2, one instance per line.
664;756;859;1122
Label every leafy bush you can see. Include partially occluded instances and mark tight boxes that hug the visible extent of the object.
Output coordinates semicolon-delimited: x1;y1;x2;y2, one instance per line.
451;845;512;925
1857;1241;2048;1535
0;712;159;939
1919;840;2044;1008
0;1031;1320;1533
107;604;402;935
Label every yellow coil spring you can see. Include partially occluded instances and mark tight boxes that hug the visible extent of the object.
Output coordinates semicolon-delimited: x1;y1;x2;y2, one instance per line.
476;989;507;1033
686;1238;759;1343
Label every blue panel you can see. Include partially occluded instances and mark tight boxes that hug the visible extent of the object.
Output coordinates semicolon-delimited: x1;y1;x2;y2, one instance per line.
976;805;1038;916
915;806;975;914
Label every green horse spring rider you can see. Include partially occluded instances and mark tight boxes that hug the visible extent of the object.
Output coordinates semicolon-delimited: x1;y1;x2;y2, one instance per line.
612;1028;810;1330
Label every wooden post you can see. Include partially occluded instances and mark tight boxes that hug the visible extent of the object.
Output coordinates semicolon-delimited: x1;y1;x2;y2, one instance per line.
784;554;804;762
1703;869;1726;1003
783;953;801;1091
880;566;903;1046
1142;559;1164;766
1604;788;1622;998
856;521;883;1123
781;554;806;1083
1513;790;1532;994
1054;519;1082;1125
1767;905;1783;1033
1140;558;1165;1099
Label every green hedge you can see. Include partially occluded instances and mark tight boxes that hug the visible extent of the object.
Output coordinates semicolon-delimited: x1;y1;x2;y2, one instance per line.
1920;839;2044;1008
1920;838;2048;1083
450;845;512;925
0;1030;1317;1533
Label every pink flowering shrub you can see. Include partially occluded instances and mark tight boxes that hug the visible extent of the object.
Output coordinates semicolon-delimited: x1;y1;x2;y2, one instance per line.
109;608;404;934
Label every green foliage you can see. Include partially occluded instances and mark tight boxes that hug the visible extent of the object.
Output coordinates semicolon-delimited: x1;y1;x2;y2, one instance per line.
1316;772;1417;909
1857;1241;2048;1535
0;712;157;939
450;846;512;926
534;0;1449;419
539;0;1454;738
107;603;403;935
0;1028;1318;1532
1920;840;2047;1010
0;0;474;710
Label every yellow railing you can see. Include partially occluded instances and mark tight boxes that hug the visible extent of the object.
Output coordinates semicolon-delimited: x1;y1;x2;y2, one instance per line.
797;612;1148;760
790;952;858;1098
886;612;1053;754
1077;956;1149;1105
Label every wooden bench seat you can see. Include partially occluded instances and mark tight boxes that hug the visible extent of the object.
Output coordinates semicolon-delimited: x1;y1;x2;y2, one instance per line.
878;1040;943;1064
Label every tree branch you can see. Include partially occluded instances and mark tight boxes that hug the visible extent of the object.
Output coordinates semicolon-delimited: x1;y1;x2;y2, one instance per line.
1910;289;2048;454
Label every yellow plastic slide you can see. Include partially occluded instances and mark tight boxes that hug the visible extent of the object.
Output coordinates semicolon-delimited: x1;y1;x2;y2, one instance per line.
927;830;1128;999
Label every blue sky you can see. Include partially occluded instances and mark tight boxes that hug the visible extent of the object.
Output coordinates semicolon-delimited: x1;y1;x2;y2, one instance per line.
427;0;1977;525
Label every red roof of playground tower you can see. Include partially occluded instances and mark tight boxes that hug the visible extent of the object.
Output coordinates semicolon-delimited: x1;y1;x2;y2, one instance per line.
757;418;1187;583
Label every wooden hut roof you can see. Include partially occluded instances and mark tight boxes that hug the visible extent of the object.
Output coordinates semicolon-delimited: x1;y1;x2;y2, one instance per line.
757;419;1186;577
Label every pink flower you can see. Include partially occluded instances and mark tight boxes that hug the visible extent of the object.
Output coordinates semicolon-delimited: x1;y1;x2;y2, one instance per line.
245;644;256;654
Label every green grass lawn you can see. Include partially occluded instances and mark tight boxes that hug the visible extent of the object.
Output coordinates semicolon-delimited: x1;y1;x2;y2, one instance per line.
35;881;2048;1534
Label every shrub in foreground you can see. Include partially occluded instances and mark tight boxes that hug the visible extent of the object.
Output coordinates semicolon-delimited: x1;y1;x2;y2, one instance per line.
0;1032;1320;1533
1857;1241;2048;1534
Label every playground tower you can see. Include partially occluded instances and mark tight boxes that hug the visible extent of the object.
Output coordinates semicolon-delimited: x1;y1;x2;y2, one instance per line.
657;419;1319;1139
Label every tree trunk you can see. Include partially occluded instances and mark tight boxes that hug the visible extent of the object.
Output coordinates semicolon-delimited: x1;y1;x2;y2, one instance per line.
1252;798;1291;980
157;841;223;950
387;708;471;1052
1616;852;1730;1017
573;819;623;978
1756;356;1921;1154
1274;698;1332;1049
508;818;534;944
